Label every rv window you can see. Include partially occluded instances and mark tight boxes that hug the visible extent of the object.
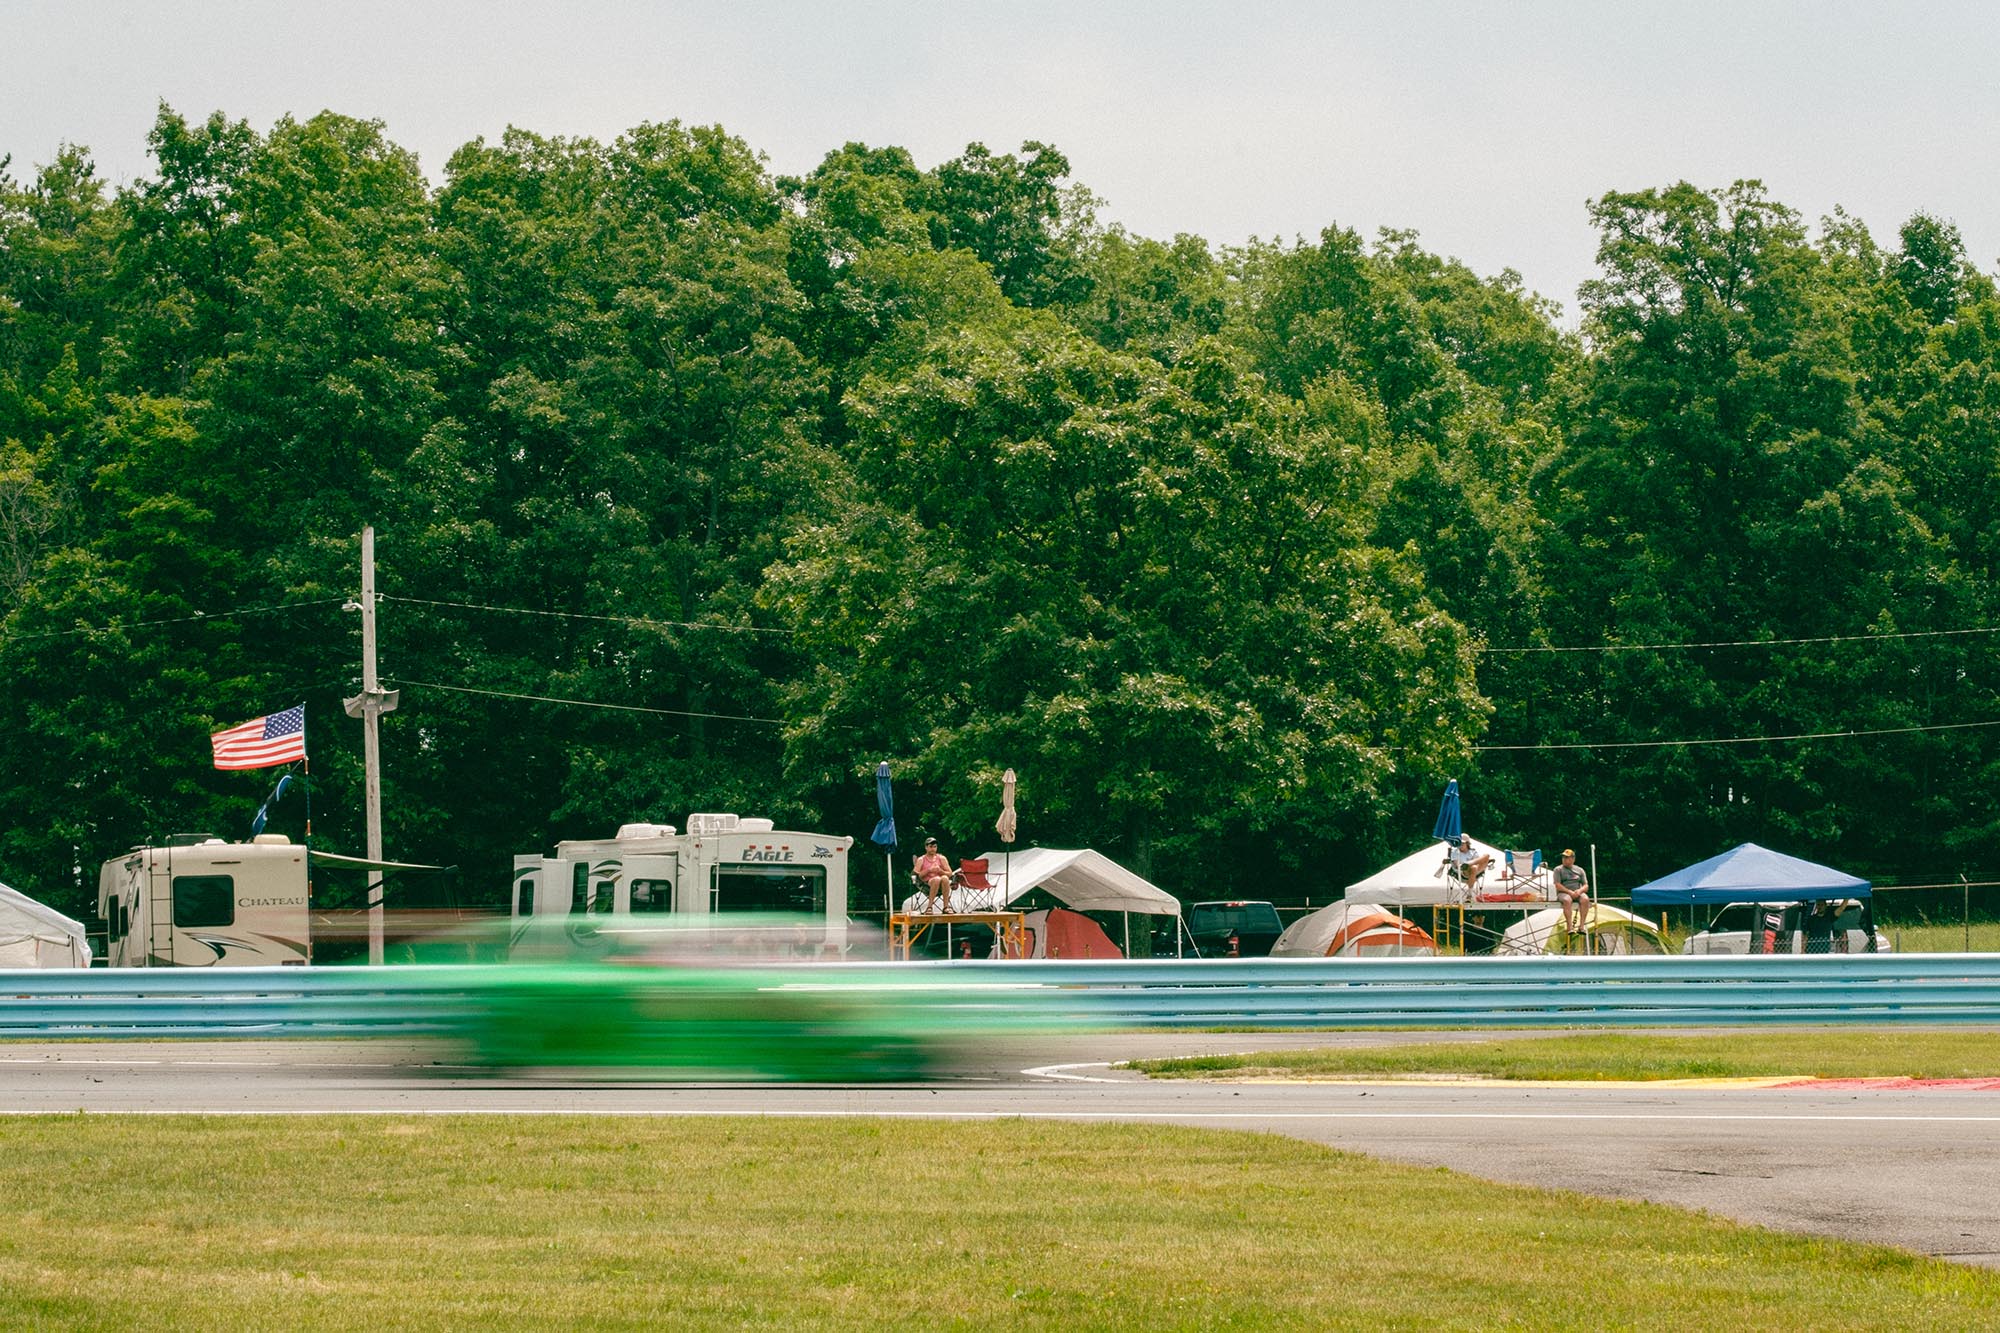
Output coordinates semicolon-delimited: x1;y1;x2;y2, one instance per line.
572;863;589;913
629;879;672;913
713;866;826;915
514;877;535;918
590;879;615;914
173;875;234;929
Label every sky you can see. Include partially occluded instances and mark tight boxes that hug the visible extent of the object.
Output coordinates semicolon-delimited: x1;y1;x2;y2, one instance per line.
5;1;1997;317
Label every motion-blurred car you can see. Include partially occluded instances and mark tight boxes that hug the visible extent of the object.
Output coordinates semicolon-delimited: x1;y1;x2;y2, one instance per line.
449;914;945;1081
1681;901;1892;955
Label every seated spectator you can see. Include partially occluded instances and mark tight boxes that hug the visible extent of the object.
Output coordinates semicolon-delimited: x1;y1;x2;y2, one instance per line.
1553;848;1590;931
914;837;953;914
1445;835;1492;896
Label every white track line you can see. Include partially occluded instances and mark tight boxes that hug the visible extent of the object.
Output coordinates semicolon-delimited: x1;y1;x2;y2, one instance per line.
1022;1062;1123;1082
55;1108;2000;1121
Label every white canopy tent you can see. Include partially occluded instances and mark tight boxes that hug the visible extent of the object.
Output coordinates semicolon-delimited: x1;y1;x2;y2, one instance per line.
980;847;1182;917
901;847;1182;917
0;881;92;968
1343;837;1508;907
896;847;1183;954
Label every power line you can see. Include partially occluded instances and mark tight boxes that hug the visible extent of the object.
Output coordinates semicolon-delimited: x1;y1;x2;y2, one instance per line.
379;594;795;636
388;677;791;726
0;597;347;643
1475;717;2000;752
1483;625;2000;654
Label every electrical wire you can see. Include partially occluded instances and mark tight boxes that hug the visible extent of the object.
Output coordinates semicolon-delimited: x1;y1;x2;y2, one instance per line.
387;677;791;726
1474;717;2000;752
0;597;348;643
1483;625;2000;654
378;594;796;636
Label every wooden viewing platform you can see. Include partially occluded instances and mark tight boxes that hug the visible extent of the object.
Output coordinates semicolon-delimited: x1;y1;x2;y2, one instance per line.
888;910;1028;961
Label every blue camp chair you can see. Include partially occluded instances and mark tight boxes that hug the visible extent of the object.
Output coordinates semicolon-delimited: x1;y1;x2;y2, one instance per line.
1505;849;1551;896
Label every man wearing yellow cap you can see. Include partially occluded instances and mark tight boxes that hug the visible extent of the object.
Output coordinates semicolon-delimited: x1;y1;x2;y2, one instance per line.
1553;848;1590;932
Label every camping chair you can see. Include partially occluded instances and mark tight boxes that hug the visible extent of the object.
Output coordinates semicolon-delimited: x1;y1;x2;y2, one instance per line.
953;859;1000;912
1440;850;1486;904
1503;849;1551;899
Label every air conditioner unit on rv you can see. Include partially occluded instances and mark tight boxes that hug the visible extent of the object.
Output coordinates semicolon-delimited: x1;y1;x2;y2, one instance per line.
687;813;740;835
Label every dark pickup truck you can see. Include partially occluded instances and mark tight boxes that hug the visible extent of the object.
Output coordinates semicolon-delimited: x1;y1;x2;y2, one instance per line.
1187;900;1284;958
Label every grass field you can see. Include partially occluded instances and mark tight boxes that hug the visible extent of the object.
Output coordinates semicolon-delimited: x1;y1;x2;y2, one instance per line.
1882;921;2000;953
2;1116;1996;1329
1128;1030;2000;1083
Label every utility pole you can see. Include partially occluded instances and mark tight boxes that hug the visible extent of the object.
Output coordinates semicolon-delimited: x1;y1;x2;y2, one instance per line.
343;526;399;965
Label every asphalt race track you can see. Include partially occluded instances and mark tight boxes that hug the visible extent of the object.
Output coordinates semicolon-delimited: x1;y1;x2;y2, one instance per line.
4;1031;1997;1268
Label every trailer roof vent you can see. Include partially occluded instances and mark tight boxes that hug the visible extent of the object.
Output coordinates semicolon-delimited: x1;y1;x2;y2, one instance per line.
250;834;291;846
738;818;775;833
687;812;740;835
616;823;677;840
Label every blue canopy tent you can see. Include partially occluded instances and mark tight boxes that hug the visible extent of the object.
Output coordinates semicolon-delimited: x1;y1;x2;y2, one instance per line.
1631;843;1870;907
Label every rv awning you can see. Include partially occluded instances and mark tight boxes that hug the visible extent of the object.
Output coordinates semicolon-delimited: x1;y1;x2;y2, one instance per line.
1631;843;1870;906
308;850;452;873
975;847;1182;916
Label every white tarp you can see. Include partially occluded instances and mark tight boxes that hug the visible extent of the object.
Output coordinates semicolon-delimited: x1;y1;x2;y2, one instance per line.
981;847;1182;915
0;881;92;968
1343;837;1507;906
899;847;1181;917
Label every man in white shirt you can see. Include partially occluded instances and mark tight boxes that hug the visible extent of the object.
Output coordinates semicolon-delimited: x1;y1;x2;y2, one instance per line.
1444;835;1491;898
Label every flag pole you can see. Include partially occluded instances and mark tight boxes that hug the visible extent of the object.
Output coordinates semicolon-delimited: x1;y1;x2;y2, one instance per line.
303;755;314;965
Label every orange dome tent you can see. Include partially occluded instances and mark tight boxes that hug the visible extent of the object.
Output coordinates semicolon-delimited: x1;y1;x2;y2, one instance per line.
1271;901;1437;958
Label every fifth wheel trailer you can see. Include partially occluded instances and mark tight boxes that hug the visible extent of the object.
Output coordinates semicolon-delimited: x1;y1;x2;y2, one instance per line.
510;813;852;948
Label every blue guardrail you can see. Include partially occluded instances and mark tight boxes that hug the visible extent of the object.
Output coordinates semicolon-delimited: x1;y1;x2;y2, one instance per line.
4;955;2000;1038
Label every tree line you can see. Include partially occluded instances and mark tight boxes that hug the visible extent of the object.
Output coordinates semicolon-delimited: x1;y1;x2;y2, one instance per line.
3;107;1997;922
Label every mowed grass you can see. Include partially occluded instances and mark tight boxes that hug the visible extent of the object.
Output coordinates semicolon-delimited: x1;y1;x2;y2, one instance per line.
1129;1029;2000;1083
3;1117;1997;1330
1884;921;2000;953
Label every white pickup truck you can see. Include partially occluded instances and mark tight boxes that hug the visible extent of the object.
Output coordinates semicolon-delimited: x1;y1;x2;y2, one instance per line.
1681;900;1891;955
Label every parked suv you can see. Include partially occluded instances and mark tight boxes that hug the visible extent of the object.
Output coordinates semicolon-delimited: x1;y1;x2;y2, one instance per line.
1682;901;1891;955
1187;901;1284;958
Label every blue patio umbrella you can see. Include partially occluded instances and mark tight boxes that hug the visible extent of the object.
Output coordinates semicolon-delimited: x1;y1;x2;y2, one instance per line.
1431;779;1462;844
871;763;898;919
871;763;898;851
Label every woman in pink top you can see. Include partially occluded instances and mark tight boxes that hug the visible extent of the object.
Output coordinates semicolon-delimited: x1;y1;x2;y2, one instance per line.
914;837;953;913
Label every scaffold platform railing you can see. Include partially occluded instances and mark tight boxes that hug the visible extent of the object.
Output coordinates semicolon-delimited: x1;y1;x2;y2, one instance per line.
889;910;1028;961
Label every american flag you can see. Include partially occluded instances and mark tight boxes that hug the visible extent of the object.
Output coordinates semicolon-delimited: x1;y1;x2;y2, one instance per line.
211;705;307;770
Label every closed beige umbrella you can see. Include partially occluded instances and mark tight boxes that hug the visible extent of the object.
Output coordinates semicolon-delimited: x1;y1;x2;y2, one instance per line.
995;769;1018;928
995;769;1018;845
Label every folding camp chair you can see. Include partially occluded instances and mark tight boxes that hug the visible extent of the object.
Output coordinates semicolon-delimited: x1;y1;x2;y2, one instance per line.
954;858;1001;912
1504;849;1551;898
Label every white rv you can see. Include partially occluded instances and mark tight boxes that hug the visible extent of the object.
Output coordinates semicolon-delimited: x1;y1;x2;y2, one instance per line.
511;813;852;947
97;835;450;967
98;835;312;967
